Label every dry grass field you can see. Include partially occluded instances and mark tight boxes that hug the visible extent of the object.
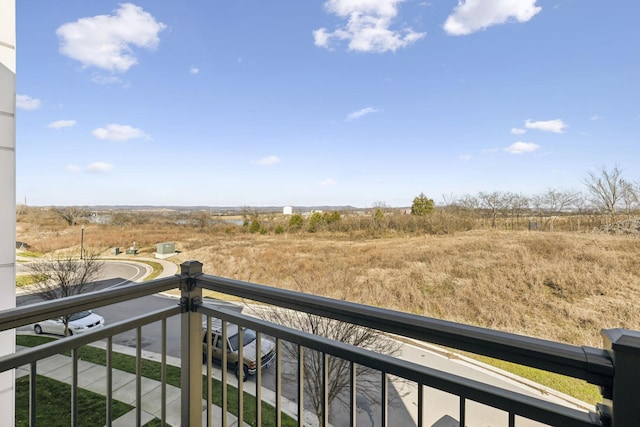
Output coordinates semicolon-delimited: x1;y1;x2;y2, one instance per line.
17;212;640;348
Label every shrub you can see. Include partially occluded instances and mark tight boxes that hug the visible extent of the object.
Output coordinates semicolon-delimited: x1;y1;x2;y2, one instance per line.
308;212;323;233
411;193;435;216
288;214;304;231
249;219;261;234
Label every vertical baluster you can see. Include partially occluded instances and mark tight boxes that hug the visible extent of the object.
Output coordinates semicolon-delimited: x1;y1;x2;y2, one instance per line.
381;371;388;427
162;318;168;427
509;412;515;427
298;345;305;427
322;352;329;427
237;327;244;426
106;337;113;426
256;331;263;426
205;317;212;427
417;383;424;427
459;397;466;427
221;320;228;426
136;326;142;427
71;347;78;427
29;362;36;427
276;338;282;427
350;362;356;427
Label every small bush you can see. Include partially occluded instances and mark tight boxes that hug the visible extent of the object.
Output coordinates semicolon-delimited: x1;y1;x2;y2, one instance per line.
249;219;261;234
288;214;304;231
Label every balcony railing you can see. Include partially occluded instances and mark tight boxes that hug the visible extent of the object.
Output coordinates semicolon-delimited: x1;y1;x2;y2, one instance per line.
1;260;639;426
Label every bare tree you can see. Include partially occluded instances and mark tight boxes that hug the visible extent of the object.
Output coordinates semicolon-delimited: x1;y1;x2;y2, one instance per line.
259;308;402;423
53;206;90;226
583;165;628;222
504;192;530;230
371;201;392;213
457;194;479;212
478;191;508;228
620;180;639;215
371;201;391;230
532;189;580;231
191;210;210;231
27;254;104;336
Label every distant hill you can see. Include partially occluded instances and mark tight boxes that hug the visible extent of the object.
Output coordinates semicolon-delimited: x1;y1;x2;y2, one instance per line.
38;205;362;214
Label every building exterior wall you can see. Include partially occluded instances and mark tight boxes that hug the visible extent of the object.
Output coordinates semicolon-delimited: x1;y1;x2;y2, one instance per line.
0;0;16;424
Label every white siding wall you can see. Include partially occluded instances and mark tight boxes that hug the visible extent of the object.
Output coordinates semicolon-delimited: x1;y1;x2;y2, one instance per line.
0;0;16;425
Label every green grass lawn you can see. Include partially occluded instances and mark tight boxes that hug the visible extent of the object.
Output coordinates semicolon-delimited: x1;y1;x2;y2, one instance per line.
17;335;297;427
15;274;48;288
15;375;133;427
17;251;41;258
471;354;602;405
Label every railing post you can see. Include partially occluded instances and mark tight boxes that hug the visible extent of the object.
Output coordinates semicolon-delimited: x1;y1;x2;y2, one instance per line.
600;328;640;427
180;260;203;427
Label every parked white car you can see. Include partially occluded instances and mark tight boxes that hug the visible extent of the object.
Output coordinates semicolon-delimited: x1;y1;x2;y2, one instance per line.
33;310;105;336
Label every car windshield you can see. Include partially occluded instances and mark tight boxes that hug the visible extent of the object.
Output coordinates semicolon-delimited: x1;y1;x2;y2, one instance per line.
228;328;256;352
68;311;91;322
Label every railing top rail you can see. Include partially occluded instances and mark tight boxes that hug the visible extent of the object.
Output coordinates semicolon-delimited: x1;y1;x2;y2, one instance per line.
197;273;613;388
200;303;601;427
0;275;181;332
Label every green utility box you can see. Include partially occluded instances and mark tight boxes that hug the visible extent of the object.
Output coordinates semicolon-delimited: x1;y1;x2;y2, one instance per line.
156;242;175;255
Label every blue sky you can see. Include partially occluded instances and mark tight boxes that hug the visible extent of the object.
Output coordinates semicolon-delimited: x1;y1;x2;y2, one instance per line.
15;0;640;207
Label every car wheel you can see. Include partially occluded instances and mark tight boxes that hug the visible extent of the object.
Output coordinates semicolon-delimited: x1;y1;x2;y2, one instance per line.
67;330;73;336
235;364;249;382
34;324;42;334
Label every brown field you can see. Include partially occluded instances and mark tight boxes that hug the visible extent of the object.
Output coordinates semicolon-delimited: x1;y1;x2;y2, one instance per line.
16;210;640;348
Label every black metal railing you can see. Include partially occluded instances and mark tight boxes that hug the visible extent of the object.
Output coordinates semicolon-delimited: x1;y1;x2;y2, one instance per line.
0;259;637;426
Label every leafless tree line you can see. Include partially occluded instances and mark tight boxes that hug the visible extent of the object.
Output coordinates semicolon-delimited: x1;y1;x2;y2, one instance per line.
444;165;639;229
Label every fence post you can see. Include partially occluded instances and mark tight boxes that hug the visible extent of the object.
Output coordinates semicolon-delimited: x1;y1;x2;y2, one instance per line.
180;260;203;427
601;328;640;427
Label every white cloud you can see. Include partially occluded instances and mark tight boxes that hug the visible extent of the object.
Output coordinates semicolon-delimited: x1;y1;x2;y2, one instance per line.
16;94;42;110
190;67;200;75
444;0;542;36
504;141;540;154
256;155;281;166
321;178;337;186
56;3;166;73
590;114;603;121
314;0;426;53
48;120;77;129
92;124;149;141
67;162;113;173
87;162;114;173
524;118;568;133
459;154;471;160
482;147;499;153
511;127;526;135
346;107;380;121
91;74;124;85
